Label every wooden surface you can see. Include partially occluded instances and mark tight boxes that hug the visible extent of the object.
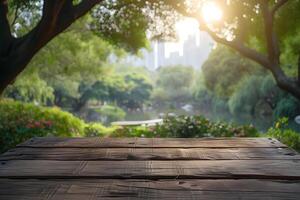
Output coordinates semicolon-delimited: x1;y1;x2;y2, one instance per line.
0;137;299;199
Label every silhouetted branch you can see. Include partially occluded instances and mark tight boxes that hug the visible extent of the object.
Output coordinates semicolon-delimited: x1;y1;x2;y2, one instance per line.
10;3;20;27
298;54;300;85
0;0;14;60
73;0;104;19
261;2;280;65
271;0;289;16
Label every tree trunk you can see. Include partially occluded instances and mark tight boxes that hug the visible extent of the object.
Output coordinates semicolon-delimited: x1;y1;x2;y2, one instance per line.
298;54;300;86
0;39;45;95
0;59;28;94
270;65;300;100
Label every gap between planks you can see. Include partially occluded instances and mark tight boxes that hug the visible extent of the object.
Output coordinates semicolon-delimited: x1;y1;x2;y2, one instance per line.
17;137;287;148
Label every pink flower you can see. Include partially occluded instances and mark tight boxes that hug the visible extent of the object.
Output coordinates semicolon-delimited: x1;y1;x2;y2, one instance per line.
44;120;52;127
26;124;33;129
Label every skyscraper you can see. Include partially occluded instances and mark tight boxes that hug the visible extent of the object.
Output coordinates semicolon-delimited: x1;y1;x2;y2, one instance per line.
119;32;213;70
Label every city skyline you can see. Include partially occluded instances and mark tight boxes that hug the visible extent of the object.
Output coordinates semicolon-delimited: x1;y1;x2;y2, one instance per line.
122;31;214;70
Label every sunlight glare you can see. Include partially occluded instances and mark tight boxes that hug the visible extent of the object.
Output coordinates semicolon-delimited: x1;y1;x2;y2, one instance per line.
201;1;223;24
164;18;200;57
175;18;199;40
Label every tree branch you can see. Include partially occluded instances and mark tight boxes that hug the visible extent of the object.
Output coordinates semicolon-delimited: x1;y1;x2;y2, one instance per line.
298;53;300;86
172;4;272;69
0;0;106;95
52;0;105;36
0;0;13;56
16;0;67;55
37;0;66;38
271;0;289;16
73;0;104;20
201;24;272;69
10;3;20;27
261;2;280;65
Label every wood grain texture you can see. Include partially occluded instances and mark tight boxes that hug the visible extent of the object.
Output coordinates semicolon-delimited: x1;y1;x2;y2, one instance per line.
18;137;286;148
1;137;299;199
0;160;300;179
1;147;298;161
0;179;300;200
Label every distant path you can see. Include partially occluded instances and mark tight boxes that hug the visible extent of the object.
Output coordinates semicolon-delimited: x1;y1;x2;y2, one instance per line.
111;119;163;126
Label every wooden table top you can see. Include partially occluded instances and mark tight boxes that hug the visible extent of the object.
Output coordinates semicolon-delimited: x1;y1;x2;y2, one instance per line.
0;137;299;199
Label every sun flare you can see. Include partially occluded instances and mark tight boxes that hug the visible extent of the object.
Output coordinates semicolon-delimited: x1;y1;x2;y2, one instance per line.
201;2;223;24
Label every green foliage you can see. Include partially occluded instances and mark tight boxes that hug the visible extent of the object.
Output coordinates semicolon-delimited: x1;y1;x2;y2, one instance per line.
0;99;86;152
110;126;155;138
281;28;300;76
267;118;300;152
228;75;265;115
106;116;258;138
96;104;126;124
155;116;259;138
84;123;117;137
79;72;153;111
3;72;54;105
202;45;260;98
152;65;195;105
32;18;119;83
92;2;149;53
122;74;153;109
228;74;283;116
108;116;258;138
91;0;179;52
274;96;300;120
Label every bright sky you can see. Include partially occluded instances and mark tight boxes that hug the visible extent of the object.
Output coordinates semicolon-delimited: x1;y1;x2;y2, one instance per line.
165;1;223;57
165;18;200;57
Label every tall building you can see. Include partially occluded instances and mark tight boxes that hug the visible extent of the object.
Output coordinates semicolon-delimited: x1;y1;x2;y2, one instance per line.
120;32;214;70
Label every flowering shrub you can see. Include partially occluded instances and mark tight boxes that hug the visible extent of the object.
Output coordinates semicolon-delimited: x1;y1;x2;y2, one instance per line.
0;99;86;152
110;116;259;138
155;116;259;138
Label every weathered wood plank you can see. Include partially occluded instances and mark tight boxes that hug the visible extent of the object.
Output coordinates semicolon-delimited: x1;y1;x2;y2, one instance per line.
1;147;298;161
0;160;300;179
0;179;300;200
18;137;286;148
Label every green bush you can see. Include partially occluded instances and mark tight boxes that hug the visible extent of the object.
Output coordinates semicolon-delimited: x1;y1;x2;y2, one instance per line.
96;104;126;124
155;116;259;138
108;116;259;138
267;117;300;152
110;126;152;137
84;123;117;137
274;96;300;120
0;99;86;152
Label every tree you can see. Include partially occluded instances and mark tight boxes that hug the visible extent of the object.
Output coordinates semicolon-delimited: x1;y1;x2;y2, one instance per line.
202;45;261;97
0;0;177;94
170;0;300;100
0;0;103;93
3;71;54;105
152;65;195;106
3;0;299;100
228;74;284;117
2;16;122;108
121;74;153;109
